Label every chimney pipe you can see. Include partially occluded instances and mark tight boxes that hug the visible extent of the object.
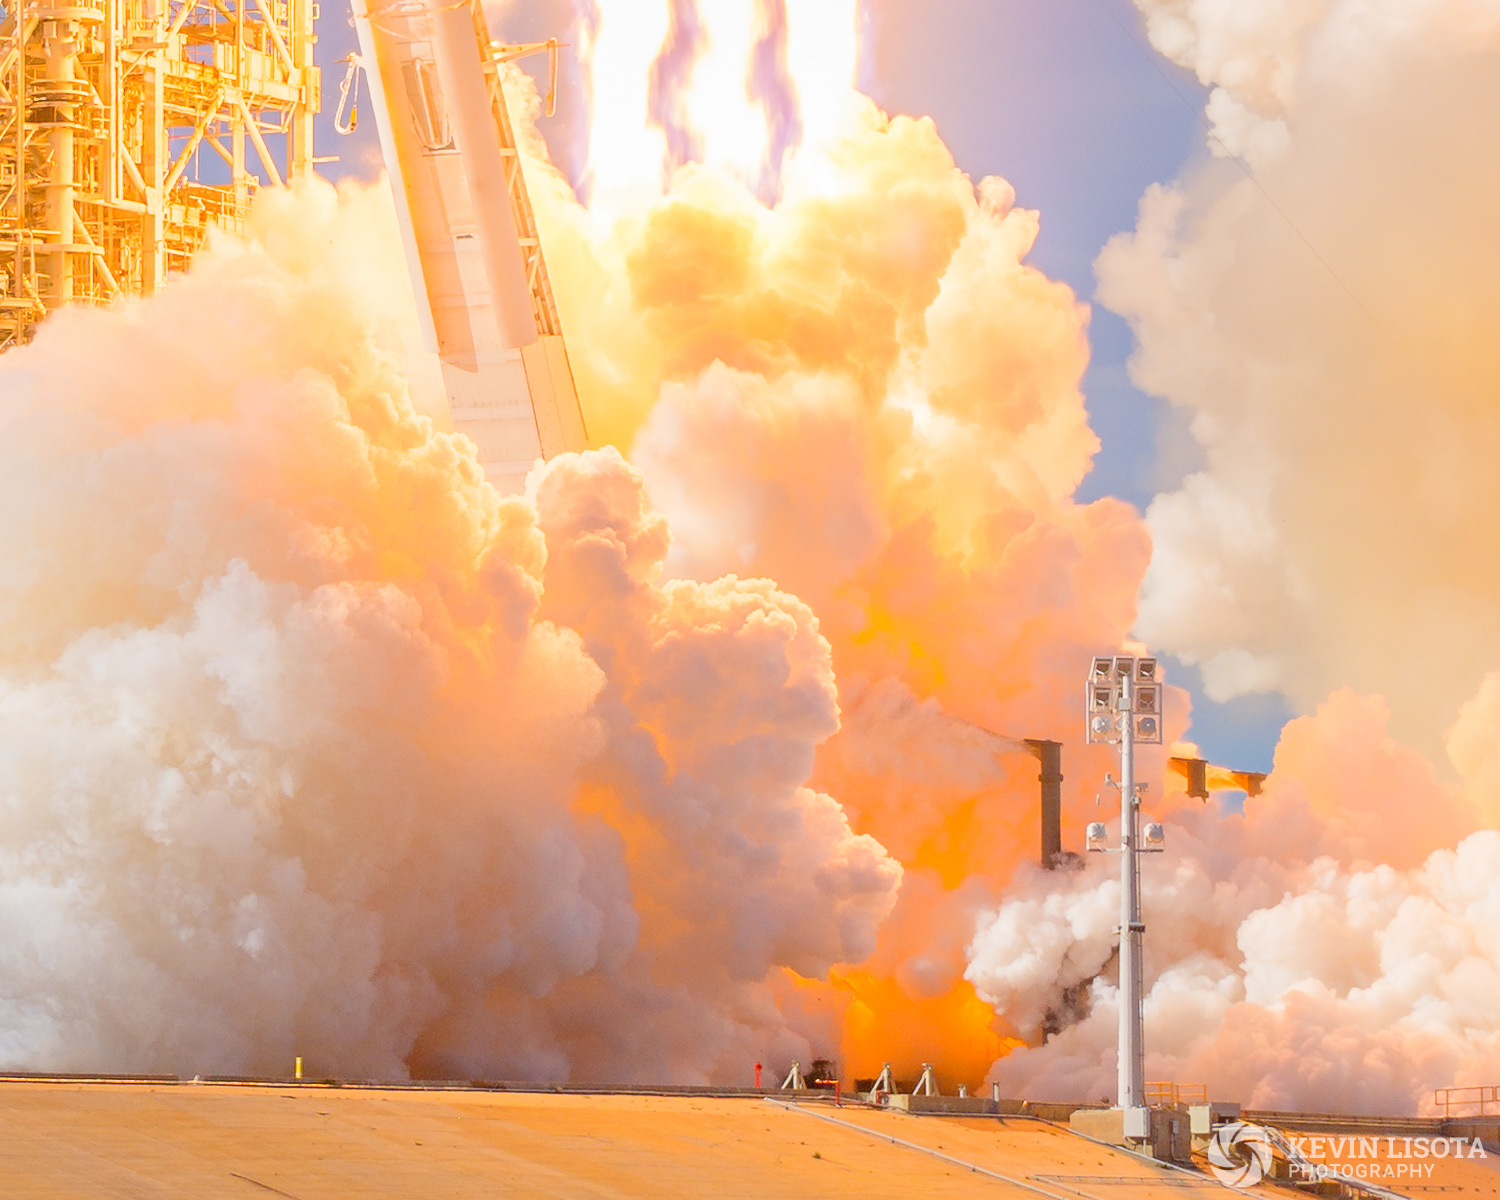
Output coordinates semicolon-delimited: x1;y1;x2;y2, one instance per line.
1024;739;1063;869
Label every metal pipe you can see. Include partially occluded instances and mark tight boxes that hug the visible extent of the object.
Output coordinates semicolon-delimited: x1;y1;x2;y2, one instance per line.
40;8;77;305
120;144;147;198
1025;739;1063;869
234;94;282;187
104;0;116;204
162;90;224;192
1117;672;1145;1114
69;203;121;297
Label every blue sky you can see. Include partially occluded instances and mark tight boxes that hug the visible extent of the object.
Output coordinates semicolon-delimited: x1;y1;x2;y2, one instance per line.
317;0;1291;771
859;0;1293;771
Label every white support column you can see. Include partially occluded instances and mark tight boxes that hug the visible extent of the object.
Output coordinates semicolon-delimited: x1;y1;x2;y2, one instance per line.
1085;654;1163;1143
1117;669;1145;1118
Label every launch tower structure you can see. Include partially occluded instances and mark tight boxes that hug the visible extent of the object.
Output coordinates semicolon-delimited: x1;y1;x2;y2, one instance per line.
1;0;582;495
0;0;318;347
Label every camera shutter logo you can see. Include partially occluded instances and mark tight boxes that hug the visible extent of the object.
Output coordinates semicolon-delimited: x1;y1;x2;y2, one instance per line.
1208;1123;1273;1188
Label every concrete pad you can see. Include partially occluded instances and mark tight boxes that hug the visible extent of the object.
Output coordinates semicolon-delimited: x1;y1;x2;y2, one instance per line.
0;1079;1189;1200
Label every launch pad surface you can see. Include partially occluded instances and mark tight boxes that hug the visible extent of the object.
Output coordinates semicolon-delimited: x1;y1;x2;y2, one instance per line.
0;1077;1191;1198
3;1077;1499;1199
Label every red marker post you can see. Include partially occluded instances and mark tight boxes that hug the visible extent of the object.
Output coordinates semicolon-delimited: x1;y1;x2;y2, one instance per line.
755;1061;762;1089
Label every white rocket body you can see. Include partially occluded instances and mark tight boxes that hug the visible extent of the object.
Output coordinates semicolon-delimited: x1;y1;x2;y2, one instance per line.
350;0;587;493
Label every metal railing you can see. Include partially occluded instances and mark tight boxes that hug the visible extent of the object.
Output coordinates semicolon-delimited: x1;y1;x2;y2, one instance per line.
1434;1086;1500;1118
1145;1081;1208;1108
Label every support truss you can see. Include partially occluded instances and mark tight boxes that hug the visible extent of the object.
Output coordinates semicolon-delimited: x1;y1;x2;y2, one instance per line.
0;0;318;347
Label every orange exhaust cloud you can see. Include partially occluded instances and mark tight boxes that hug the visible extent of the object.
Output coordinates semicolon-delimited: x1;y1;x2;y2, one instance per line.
0;5;1156;1084
19;0;1500;1115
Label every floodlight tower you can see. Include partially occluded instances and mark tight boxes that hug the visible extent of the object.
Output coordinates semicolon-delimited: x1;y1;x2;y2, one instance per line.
1085;654;1165;1141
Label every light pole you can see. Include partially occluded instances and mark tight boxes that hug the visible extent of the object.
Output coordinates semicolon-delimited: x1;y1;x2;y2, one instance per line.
1085;654;1164;1140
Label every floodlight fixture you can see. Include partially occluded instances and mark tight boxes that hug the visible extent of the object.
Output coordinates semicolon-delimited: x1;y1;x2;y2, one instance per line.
1086;822;1108;851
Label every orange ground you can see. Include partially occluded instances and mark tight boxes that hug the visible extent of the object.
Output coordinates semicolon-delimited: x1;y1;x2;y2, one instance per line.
0;1081;1182;1199
1262;1124;1500;1196
5;1080;1500;1199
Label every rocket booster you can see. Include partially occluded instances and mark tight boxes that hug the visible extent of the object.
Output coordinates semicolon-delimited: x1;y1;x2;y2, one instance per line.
350;0;587;493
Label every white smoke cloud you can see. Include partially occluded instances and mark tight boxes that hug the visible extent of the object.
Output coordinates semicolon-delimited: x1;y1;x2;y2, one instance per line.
0;179;900;1082
1106;0;1500;757
967;681;1500;1113
0;29;1166;1087
19;0;1500;1112
1130;0;1500;163
972;827;1500;1114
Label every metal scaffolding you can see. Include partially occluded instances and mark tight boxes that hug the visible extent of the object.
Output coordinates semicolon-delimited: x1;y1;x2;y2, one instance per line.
0;0;318;347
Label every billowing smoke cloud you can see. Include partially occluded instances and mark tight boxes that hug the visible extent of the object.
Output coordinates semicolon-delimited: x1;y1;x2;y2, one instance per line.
521;59;1154;1081
960;0;1500;1114
0;3;1155;1081
1131;0;1500;165
1107;0;1500;754
969;689;1500;1115
0;181;901;1081
13;0;1495;1112
0;0;1160;1084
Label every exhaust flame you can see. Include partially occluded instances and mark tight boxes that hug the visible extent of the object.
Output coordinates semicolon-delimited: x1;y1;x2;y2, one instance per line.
582;0;859;207
578;0;671;208
682;0;767;182
785;0;858;152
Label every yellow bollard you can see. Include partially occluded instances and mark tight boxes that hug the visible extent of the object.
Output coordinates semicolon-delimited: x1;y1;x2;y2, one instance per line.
294;1056;303;1081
